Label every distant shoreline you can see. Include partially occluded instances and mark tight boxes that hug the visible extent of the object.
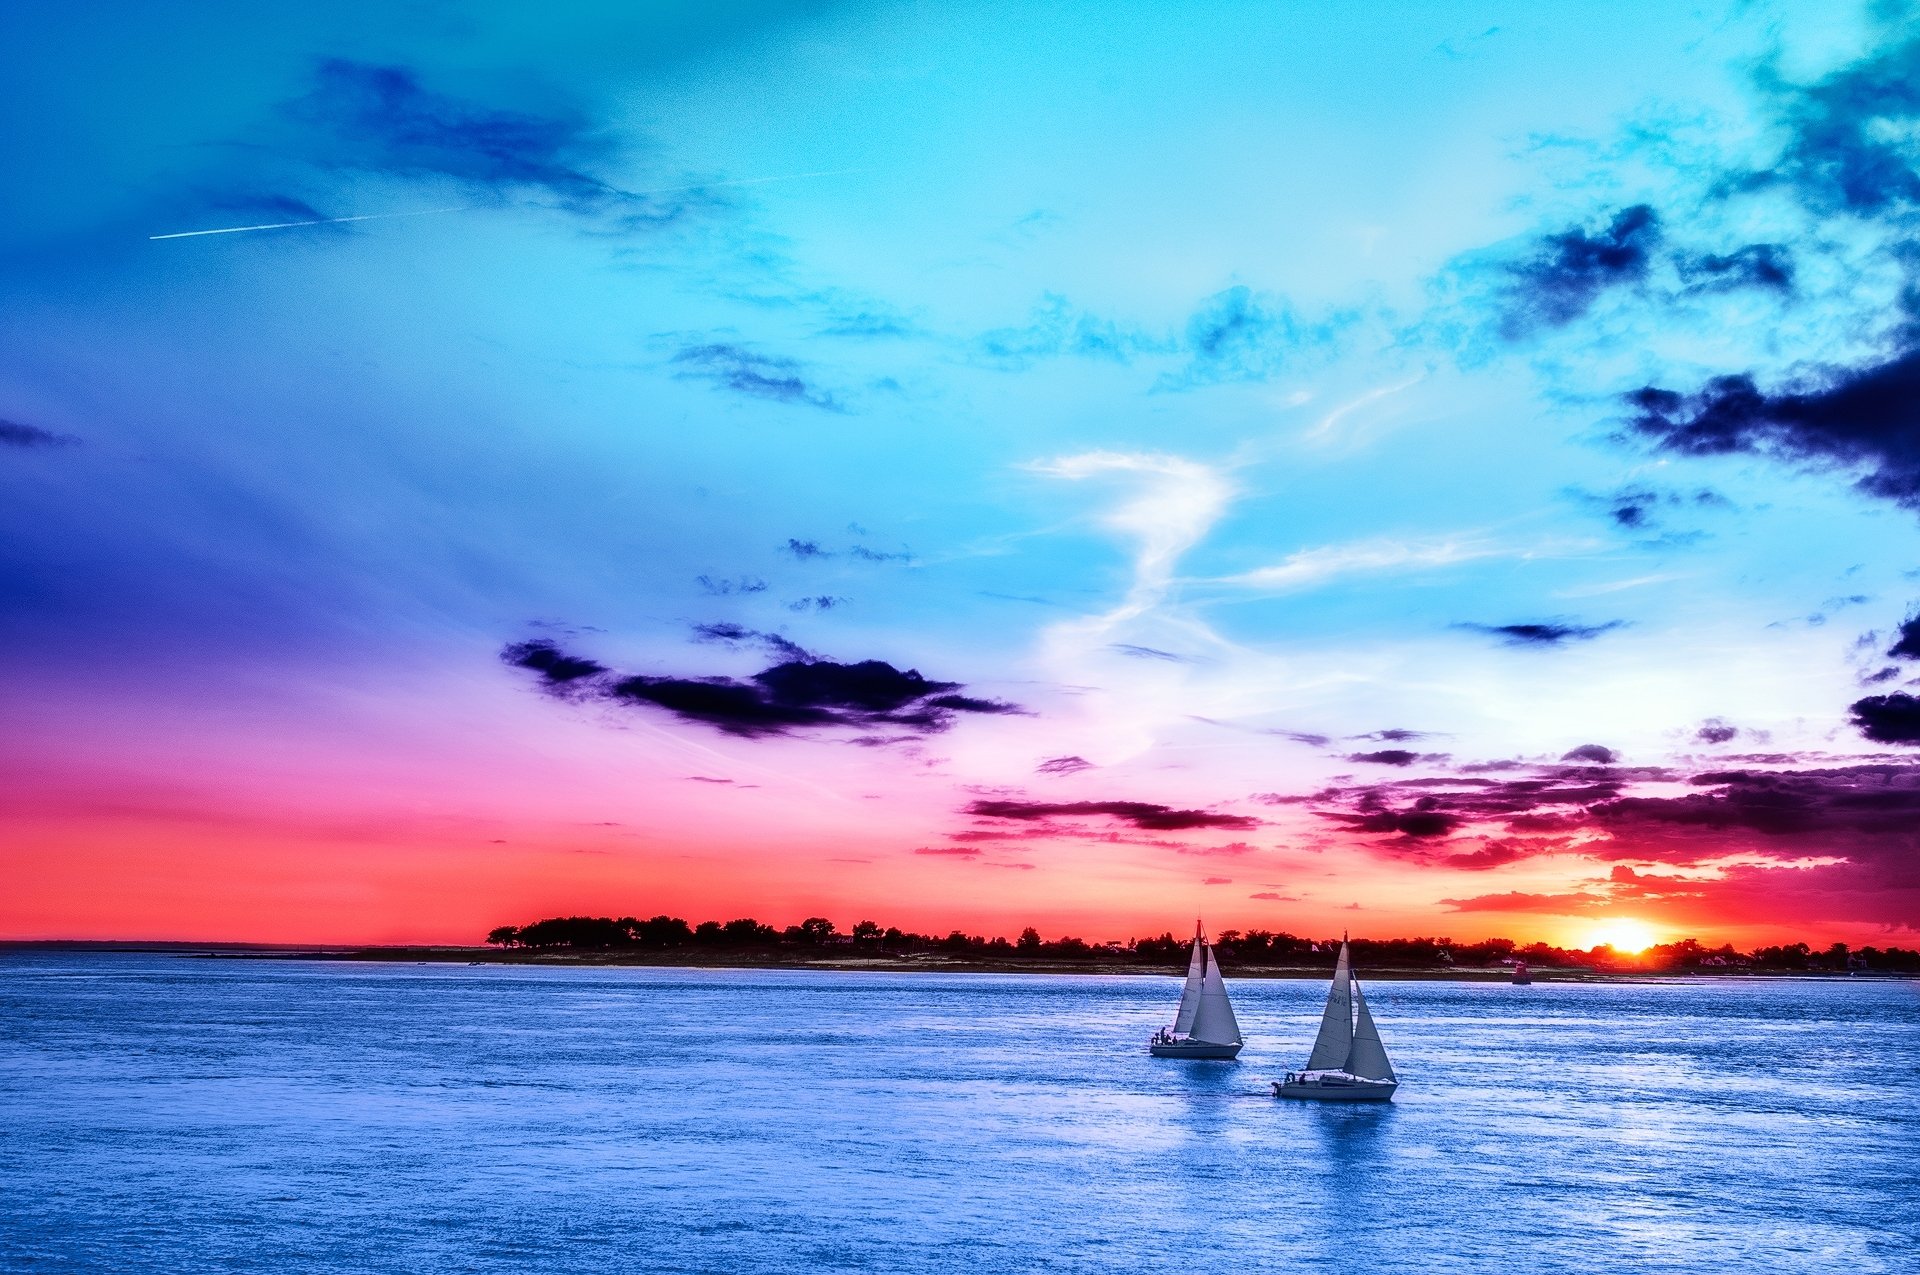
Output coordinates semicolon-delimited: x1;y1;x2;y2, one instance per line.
4;942;1908;982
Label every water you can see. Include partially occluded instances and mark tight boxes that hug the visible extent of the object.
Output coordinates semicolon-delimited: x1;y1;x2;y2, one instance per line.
2;954;1915;1274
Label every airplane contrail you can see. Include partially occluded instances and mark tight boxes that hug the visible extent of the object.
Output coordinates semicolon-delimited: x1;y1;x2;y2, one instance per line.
147;168;860;241
148;206;469;241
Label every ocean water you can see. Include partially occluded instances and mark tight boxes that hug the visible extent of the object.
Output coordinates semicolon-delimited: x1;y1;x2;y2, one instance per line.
1;955;1915;1274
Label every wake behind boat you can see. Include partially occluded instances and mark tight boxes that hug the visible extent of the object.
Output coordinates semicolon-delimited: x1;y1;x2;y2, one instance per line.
1149;922;1243;1059
1273;939;1397;1101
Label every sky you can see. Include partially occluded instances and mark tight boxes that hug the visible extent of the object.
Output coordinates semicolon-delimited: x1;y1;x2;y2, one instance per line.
5;0;1920;948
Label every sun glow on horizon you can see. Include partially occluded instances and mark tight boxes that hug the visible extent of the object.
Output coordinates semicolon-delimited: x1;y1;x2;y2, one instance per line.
1586;919;1660;954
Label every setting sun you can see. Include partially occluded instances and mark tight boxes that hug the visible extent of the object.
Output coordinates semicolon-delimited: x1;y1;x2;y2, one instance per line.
1587;919;1661;954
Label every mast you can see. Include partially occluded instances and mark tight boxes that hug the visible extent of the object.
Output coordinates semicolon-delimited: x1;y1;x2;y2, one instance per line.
1190;938;1243;1045
1171;920;1205;1035
1345;979;1395;1081
1304;939;1354;1070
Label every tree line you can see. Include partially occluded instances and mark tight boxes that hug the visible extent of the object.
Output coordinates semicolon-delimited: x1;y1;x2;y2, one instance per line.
483;914;1920;972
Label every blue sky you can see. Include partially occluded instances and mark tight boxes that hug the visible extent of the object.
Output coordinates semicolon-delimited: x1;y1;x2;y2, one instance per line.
5;0;1920;943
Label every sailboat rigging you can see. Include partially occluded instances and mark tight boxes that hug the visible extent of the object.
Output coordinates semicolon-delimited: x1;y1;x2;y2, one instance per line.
1149;922;1244;1059
1273;938;1397;1101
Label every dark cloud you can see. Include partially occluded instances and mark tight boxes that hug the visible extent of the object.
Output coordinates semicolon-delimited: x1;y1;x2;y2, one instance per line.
690;623;814;663
1305;769;1636;845
1249;891;1300;901
1610;496;1652;530
1457;620;1627;646
502;639;1015;739
1890;610;1920;660
783;538;829;559
1579;483;1731;531
1202;876;1232;885
1590;764;1920;845
754;634;814;662
1326;801;1463;839
1677;243;1795;292
1267;729;1332;747
288;59;617;206
499;638;608;687
1751;31;1920;215
673;345;840;410
1560;744;1618;764
1627;347;1920;511
686;775;734;784
1036;755;1094;776
1694;718;1739;745
848;545;913;563
1849;693;1920;744
1352;728;1433;743
965;799;1259;832
1109;643;1192;662
1439;840;1539;871
787;595;846;612
1291;756;1918;926
0;419;78;449
922;693;1022;715
1344;749;1450;767
1505;204;1660;331
695;575;768;596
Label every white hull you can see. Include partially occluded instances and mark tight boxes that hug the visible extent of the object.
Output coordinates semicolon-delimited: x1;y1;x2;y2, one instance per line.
1273;1072;1396;1102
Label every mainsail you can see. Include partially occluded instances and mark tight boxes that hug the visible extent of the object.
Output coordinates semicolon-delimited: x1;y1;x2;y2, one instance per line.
1304;940;1354;1069
1190;943;1242;1045
1302;940;1394;1078
1345;980;1395;1080
1171;924;1206;1035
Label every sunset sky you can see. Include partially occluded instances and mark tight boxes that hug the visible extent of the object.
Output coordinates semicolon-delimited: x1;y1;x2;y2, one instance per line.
5;0;1920;947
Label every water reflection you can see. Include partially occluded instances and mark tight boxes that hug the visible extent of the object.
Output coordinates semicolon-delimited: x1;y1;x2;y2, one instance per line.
1161;1056;1243;1143
1302;1100;1397;1175
2;956;1913;1275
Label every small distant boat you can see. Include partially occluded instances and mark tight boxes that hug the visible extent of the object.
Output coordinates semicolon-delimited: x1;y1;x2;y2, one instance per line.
1273;939;1397;1101
1511;960;1533;985
1149;922;1244;1059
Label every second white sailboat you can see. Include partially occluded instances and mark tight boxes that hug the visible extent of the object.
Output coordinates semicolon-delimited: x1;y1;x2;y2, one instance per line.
1273;938;1397;1100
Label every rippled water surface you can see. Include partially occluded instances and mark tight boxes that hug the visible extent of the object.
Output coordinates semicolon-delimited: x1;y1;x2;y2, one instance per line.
2;954;1916;1273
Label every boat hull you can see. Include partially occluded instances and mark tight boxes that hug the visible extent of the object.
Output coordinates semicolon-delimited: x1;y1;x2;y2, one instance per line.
1149;1040;1243;1059
1272;1074;1396;1102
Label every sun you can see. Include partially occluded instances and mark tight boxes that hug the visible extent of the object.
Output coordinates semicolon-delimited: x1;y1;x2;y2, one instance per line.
1586;919;1660;954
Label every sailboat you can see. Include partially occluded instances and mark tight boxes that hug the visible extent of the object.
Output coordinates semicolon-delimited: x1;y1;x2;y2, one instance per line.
1149;922;1244;1059
1273;939;1397;1101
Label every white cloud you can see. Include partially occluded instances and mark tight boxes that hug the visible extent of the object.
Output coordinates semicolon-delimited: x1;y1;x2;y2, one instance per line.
1027;451;1234;630
1221;534;1587;592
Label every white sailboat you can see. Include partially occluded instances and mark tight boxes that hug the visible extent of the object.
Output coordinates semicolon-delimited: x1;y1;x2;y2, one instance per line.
1149;922;1244;1059
1273;939;1397;1101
